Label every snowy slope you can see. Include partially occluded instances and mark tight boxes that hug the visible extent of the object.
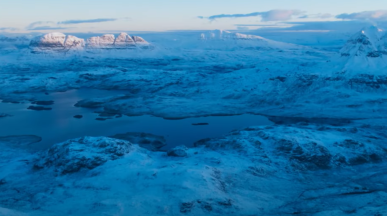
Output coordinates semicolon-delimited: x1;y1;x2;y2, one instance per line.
0;122;386;215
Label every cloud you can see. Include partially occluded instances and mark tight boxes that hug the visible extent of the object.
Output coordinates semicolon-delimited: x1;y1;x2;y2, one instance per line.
57;18;117;25
26;18;118;31
264;21;387;32
235;24;281;27
199;10;304;22
26;21;56;30
237;26;250;30
300;13;332;19
28;26;69;31
336;10;387;21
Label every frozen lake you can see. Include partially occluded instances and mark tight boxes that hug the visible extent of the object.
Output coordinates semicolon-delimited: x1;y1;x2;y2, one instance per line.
0;89;273;150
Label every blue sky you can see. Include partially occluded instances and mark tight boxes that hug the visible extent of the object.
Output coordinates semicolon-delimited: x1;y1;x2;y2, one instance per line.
0;0;386;33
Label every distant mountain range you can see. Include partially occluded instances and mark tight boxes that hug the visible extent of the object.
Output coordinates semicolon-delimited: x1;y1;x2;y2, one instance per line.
26;32;150;52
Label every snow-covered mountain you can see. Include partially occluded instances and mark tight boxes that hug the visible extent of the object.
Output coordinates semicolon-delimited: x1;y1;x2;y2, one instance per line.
338;26;387;74
29;32;85;52
28;32;151;52
86;33;150;49
340;25;386;58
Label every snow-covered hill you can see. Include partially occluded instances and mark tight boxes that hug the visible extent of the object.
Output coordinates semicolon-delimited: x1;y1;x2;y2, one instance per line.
196;30;303;51
86;33;150;49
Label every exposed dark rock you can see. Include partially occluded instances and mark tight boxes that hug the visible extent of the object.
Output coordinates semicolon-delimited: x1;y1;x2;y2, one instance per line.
167;146;188;157
290;142;332;169
217;199;232;207
109;132;166;151
0;113;12;118
197;200;213;212
0;178;6;185
267;116;353;126
73;115;83;119
98;112;117;117
180;202;195;213
1;99;20;104
75;100;105;108
31;100;54;105
95;118;108;121
27;106;52;111
192;122;209;126
193;138;212;147
269;76;286;82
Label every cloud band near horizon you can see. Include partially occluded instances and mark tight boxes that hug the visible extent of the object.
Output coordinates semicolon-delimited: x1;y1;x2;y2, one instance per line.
336;10;387;21
57;18;117;25
25;18;118;31
199;10;304;22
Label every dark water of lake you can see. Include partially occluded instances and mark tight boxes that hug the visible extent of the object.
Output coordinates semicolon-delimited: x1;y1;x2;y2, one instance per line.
0;89;273;150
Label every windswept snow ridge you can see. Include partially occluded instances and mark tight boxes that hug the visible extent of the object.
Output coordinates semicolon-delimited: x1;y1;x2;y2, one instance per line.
199;29;301;50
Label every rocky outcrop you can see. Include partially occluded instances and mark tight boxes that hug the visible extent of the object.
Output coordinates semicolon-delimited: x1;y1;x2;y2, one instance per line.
195;124;386;170
1;123;386;215
167;145;188;157
29;32;85;52
34;137;133;174
109;132;166;151
86;33;149;49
